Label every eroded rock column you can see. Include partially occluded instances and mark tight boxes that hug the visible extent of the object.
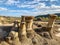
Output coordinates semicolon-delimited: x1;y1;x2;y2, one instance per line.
18;16;27;42
47;14;57;38
13;20;19;27
11;20;20;31
25;16;34;38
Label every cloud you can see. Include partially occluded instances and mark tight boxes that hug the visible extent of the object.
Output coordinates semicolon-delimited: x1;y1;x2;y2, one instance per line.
23;0;40;5
50;0;58;2
51;5;60;8
0;7;30;15
34;4;60;11
0;7;60;16
0;0;2;1
0;0;5;2
0;7;8;11
17;2;46;9
0;0;60;16
5;0;19;5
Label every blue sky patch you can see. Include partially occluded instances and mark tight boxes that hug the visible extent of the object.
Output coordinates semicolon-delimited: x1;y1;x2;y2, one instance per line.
0;0;60;17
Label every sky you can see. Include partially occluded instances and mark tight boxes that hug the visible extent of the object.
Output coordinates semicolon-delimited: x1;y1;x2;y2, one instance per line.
0;0;60;17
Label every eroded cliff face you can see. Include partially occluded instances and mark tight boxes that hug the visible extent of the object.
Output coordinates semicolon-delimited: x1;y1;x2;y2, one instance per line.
0;15;60;45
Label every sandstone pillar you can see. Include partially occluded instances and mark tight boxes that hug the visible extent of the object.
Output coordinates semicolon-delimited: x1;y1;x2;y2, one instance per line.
18;16;27;42
11;20;19;31
47;14;57;38
25;16;34;38
13;20;19;27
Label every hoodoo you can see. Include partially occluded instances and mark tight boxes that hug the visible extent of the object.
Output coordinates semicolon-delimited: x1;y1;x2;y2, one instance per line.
25;16;34;38
18;16;27;42
0;15;60;45
25;16;43;45
47;15;57;38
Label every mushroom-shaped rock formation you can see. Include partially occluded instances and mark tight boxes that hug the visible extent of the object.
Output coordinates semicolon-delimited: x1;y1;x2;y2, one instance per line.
18;16;27;42
0;15;60;45
46;14;57;38
18;16;33;45
25;16;35;38
25;16;43;45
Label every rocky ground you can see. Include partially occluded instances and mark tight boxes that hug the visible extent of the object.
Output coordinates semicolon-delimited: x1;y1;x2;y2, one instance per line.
0;22;60;45
0;15;60;45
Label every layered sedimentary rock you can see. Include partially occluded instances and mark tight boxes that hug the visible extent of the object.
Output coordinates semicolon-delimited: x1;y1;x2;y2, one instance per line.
25;16;43;45
1;41;9;45
18;16;33;45
46;15;57;38
9;31;21;45
18;16;27;42
34;15;60;45
0;15;60;45
25;16;35;38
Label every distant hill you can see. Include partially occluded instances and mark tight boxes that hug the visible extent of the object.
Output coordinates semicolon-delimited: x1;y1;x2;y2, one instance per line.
35;13;60;18
0;16;21;24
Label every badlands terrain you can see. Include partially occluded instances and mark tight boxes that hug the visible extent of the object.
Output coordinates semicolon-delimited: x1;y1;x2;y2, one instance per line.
0;15;60;45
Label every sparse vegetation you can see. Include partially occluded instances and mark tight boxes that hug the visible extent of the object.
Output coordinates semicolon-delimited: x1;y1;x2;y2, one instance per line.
35;13;60;21
0;16;21;24
0;15;60;45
